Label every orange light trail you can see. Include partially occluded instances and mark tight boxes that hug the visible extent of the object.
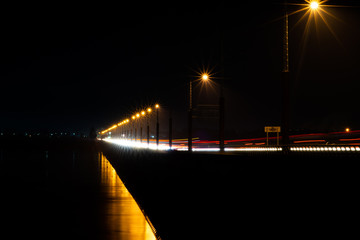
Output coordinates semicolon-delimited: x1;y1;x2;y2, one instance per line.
339;138;360;142
293;139;326;144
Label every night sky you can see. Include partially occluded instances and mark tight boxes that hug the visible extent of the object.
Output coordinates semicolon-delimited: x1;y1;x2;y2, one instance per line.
1;1;360;138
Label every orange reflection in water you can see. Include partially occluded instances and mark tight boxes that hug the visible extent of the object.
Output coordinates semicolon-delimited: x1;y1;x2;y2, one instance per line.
99;153;157;240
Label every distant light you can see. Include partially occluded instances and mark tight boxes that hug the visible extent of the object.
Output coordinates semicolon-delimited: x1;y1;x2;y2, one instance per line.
136;113;140;118
310;1;319;10
132;116;136;120
155;104;160;109
147;108;152;113
345;128;350;133
202;74;209;81
141;111;146;116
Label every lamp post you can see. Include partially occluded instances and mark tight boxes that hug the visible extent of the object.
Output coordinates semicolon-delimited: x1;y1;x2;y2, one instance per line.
155;104;160;146
188;79;193;152
188;74;211;152
281;1;320;148
140;111;146;142
198;73;225;152
219;86;225;152
135;113;140;141
169;108;173;149
281;7;290;147
131;115;135;141
147;108;152;145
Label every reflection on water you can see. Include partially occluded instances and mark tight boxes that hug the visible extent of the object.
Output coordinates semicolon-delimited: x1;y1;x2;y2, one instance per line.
99;152;157;240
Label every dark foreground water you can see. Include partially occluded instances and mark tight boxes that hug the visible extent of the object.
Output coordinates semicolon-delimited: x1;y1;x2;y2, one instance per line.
0;138;156;240
2;138;359;240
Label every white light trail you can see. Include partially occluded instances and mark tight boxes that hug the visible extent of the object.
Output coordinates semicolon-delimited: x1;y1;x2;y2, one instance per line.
290;146;360;152
225;147;283;152
103;138;172;151
102;139;360;153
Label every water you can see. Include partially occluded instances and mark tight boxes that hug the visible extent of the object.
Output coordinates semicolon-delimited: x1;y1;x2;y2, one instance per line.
0;140;157;240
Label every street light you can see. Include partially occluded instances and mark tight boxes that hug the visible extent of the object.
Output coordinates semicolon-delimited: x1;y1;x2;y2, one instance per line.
147;108;152;145
139;111;146;142
202;74;209;81
188;73;212;152
198;72;225;152
155;104;160;146
310;1;319;10
281;0;323;148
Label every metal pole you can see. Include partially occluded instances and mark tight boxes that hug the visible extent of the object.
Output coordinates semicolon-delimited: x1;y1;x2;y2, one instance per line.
281;9;290;148
219;93;225;152
169;109;172;149
156;108;159;146
147;124;150;145
188;80;193;152
140;126;142;143
219;19;225;152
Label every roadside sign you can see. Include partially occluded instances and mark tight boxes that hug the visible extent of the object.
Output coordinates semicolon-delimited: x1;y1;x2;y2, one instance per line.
264;126;281;145
265;126;281;133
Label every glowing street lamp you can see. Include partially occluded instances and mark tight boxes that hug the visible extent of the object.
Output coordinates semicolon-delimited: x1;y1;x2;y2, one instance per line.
146;108;152;145
310;1;319;10
281;0;324;148
202;74;209;81
188;73;213;152
140;111;146;142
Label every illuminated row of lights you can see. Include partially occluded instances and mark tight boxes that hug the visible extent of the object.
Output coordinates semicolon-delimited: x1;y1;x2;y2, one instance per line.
290;146;360;152
100;72;210;135
101;104;160;134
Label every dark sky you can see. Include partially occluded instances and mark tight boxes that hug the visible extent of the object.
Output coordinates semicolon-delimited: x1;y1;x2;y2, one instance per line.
1;1;360;138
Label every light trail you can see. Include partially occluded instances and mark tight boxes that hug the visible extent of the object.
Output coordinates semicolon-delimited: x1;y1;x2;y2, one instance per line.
103;138;360;153
103;138;172;151
290;146;360;152
226;147;282;152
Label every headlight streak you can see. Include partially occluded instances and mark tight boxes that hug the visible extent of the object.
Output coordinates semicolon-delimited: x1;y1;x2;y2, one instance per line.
103;138;360;153
103;138;172;151
290;146;360;152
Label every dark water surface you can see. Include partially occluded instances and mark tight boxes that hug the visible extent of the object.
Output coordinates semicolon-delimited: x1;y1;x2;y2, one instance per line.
0;139;156;240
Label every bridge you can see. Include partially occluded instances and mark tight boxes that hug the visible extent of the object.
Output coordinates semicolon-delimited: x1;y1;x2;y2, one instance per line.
98;103;360;154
